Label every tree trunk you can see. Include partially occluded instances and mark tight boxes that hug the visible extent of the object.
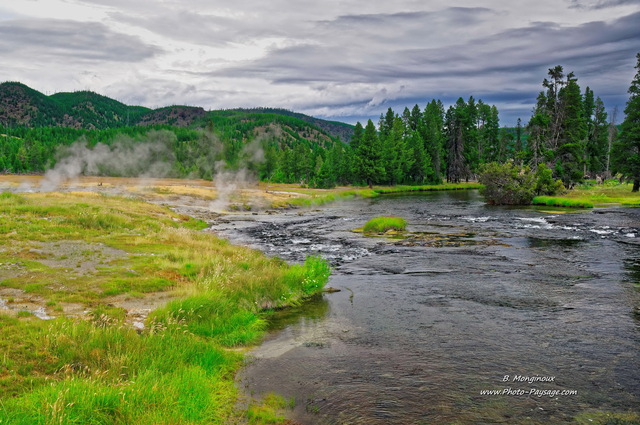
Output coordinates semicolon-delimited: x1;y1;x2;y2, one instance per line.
633;178;639;192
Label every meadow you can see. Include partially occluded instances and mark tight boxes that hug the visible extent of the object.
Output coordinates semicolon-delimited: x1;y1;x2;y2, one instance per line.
0;184;329;424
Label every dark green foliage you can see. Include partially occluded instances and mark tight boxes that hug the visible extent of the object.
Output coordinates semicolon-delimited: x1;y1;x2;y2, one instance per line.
585;95;609;177
612;52;640;191
232;107;354;142
423;100;446;181
355;120;384;188
533;163;565;196
479;162;564;205
479;162;535;205
0;109;348;185
525;66;598;187
445;98;473;183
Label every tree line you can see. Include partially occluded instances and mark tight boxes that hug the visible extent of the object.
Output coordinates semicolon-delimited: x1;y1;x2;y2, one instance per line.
1;54;639;191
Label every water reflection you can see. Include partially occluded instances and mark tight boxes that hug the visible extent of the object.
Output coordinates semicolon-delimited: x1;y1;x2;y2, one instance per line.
264;293;330;332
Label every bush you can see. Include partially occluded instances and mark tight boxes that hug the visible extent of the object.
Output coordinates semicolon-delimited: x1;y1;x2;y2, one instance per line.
479;162;564;205
534;164;565;196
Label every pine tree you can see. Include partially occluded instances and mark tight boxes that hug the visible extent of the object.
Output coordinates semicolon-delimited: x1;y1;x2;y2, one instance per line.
351;121;364;151
445;98;470;183
555;73;587;185
613;53;640;191
356;119;384;187
586;96;608;177
515;118;523;163
423;100;445;182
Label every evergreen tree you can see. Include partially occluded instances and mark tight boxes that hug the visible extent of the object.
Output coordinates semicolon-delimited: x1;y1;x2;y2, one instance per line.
383;116;413;185
526;93;550;168
408;129;432;183
445;98;470;183
586;96;608;177
613;53;640;191
527;66;593;186
498;127;514;163
351;121;364;151
356;119;384;187
464;96;480;175
554;73;587;185
423;100;445;181
378;108;395;140
515;118;524;164
409;104;422;132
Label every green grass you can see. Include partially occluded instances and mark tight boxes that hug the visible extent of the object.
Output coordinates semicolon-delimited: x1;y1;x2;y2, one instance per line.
0;190;331;424
363;216;408;233
532;196;594;208
531;181;640;208
372;182;483;194
565;181;640;206
245;393;295;424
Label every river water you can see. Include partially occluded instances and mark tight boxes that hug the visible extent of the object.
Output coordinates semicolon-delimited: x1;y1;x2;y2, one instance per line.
208;190;640;424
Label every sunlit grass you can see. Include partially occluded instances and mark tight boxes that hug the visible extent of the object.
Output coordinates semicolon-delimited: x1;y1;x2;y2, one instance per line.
372;182;482;194
363;216;408;233
562;179;640;207
0;190;330;424
532;196;594;208
532;181;640;208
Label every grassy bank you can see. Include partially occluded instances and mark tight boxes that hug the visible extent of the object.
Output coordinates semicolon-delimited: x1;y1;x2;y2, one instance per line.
532;181;640;208
371;182;482;195
532;196;594;208
0;191;330;424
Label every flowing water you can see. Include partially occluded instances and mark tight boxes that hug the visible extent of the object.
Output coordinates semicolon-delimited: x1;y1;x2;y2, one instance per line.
208;190;640;424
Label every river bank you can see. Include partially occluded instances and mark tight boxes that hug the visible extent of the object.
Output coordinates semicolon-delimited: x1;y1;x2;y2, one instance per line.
0;184;329;424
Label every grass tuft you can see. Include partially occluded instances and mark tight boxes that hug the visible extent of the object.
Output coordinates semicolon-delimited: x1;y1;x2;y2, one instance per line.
363;216;408;233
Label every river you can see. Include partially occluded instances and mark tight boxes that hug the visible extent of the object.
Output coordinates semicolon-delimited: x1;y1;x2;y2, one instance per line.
208;190;640;424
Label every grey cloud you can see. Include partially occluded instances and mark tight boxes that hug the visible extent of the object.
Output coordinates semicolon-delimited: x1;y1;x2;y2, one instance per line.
322;7;493;27
108;10;243;46
0;19;161;61
209;7;638;125
568;0;639;9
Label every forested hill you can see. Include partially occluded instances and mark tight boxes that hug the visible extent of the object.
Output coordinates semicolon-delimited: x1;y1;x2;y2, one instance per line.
234;108;354;142
0;83;354;183
0;82;354;141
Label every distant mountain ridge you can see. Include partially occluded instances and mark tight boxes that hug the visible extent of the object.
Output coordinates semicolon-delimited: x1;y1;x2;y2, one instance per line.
0;82;353;141
233;107;354;142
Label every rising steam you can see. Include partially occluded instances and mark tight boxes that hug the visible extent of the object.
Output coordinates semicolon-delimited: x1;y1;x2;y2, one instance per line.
40;130;177;191
209;137;265;211
35;128;266;212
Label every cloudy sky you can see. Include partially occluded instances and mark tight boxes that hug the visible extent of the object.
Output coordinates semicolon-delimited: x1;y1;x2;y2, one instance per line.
1;0;639;126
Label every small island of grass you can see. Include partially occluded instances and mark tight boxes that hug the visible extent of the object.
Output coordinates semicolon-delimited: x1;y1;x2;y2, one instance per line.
363;216;407;233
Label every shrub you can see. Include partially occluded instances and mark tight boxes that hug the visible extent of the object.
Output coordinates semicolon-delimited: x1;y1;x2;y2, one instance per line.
533;163;565;196
479;162;564;205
